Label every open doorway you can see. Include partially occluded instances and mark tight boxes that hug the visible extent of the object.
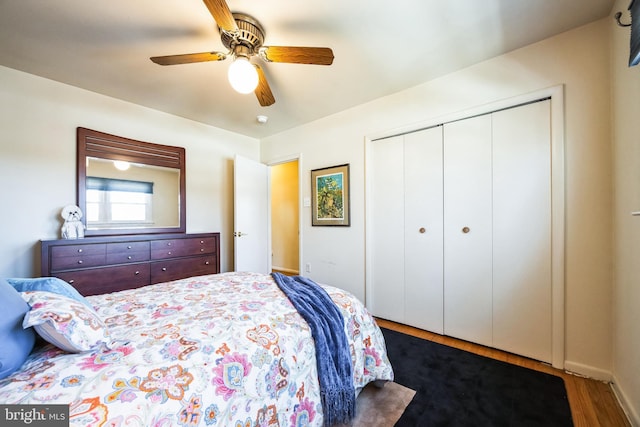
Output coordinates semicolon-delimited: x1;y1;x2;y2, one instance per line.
270;159;300;275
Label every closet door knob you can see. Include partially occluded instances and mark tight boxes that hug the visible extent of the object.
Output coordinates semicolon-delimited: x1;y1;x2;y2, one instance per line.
462;227;470;234
419;227;426;234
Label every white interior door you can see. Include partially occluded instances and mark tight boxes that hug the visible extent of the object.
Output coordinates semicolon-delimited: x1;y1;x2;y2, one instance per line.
404;126;444;333
234;155;270;273
443;115;493;347
492;100;552;362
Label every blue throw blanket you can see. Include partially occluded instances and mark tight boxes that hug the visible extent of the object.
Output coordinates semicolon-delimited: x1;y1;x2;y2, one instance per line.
271;272;355;426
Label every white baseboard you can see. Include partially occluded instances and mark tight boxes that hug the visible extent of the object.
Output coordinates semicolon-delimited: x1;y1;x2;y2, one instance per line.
564;361;612;382
612;380;640;427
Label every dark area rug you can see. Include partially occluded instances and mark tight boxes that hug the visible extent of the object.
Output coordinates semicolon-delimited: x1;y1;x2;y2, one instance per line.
381;327;574;427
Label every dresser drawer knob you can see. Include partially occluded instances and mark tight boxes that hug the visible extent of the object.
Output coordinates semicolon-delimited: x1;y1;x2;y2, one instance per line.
78;260;83;264
167;251;172;255
77;249;83;253
200;240;204;244
68;279;74;284
166;242;172;246
135;271;140;275
200;248;204;252
162;267;167;271
127;256;132;260
205;261;210;265
127;245;132;249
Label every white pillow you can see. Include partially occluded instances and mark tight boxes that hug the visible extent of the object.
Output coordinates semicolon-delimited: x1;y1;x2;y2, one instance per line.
21;291;111;353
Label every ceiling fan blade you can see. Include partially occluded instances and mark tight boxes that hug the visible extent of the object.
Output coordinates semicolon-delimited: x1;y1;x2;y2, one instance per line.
255;65;275;107
150;51;227;66
259;46;334;65
202;0;238;32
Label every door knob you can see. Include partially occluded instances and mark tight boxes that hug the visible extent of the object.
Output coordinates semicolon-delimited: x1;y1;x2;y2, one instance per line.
234;231;248;237
462;227;470;234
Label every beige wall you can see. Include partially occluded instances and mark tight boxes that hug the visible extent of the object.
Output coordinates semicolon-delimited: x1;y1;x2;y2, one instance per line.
610;0;640;424
262;20;614;384
271;161;299;273
0;66;260;276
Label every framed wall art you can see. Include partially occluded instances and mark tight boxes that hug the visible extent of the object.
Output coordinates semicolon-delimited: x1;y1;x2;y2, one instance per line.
311;163;350;226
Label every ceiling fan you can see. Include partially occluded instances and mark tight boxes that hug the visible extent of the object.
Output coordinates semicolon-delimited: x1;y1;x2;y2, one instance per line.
150;0;334;107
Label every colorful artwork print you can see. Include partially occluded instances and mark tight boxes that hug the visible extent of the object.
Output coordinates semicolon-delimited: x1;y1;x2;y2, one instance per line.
311;164;350;226
316;172;345;220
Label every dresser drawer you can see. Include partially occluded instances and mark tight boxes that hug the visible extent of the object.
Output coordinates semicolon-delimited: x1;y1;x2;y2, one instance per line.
107;241;150;254
41;233;219;296
106;241;150;264
150;255;217;284
151;237;216;260
50;244;106;271
56;264;150;296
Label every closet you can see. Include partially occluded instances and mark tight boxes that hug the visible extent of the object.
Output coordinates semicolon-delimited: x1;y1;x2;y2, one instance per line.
369;99;553;362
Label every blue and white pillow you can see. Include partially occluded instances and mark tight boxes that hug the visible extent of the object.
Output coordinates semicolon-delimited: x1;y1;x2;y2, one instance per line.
7;277;92;308
21;291;110;353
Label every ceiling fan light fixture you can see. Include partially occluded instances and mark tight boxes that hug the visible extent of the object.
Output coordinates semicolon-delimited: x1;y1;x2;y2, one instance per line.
228;56;258;94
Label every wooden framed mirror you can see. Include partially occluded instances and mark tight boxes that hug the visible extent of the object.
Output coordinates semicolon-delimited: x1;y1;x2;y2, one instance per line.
77;127;186;236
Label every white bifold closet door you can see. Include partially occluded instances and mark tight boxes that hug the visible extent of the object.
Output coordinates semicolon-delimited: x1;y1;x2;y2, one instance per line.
369;99;552;362
491;100;552;362
443;115;493;347
370;126;444;333
370;135;406;323
404;127;444;333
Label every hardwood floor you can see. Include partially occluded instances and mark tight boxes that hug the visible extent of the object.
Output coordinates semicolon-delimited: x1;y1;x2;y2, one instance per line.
376;318;631;427
272;268;298;276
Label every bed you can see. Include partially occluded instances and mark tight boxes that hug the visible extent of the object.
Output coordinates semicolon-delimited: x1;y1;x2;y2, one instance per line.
0;271;394;426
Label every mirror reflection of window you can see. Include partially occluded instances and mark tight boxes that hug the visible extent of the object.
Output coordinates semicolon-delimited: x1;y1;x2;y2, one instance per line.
86;177;153;227
85;157;181;230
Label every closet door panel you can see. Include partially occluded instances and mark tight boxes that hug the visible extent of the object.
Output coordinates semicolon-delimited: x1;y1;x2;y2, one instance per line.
404;127;444;333
443;115;493;347
492;100;552;362
370;136;405;321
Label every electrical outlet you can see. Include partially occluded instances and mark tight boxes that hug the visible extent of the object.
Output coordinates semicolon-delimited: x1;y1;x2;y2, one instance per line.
305;263;311;273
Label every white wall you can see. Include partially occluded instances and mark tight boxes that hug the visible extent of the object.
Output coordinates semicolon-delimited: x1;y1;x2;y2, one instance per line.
610;1;640;424
0;66;260;277
262;20;614;380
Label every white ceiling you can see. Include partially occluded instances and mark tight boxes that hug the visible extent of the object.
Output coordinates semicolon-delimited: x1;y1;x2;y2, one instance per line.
0;0;614;139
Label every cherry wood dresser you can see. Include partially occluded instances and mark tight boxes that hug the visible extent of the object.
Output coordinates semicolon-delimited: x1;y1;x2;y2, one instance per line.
41;233;220;296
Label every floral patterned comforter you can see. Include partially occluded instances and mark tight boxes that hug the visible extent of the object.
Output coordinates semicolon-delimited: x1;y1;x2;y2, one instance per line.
0;272;394;426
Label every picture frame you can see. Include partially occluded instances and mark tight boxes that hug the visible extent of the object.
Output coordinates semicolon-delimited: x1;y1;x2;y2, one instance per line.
311;163;350;226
